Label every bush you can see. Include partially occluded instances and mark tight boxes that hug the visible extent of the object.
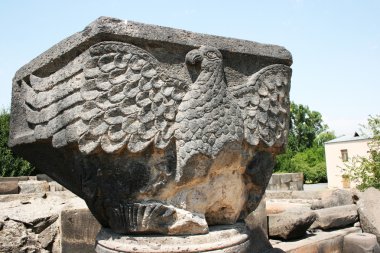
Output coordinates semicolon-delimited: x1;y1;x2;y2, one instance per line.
276;146;327;183
292;147;327;183
0;109;34;176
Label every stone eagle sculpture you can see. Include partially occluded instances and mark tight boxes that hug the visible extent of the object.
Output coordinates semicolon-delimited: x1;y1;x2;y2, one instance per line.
21;41;291;235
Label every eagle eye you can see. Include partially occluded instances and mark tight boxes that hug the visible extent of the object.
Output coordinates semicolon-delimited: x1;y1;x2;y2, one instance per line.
205;51;218;60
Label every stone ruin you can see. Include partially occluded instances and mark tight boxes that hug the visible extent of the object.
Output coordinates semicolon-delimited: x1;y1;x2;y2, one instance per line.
9;17;292;252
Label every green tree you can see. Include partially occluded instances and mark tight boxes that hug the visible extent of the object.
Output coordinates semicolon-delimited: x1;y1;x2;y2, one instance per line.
290;145;328;183
343;115;380;190
313;131;337;147
275;102;335;183
288;102;326;152
0;108;34;176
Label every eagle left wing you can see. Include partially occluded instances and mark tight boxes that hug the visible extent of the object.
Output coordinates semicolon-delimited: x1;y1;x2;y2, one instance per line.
23;41;188;154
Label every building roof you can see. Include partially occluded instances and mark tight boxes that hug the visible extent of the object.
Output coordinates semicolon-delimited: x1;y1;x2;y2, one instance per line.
325;133;371;144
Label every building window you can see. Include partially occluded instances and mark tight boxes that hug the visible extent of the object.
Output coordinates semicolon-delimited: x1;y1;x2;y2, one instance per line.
341;149;348;162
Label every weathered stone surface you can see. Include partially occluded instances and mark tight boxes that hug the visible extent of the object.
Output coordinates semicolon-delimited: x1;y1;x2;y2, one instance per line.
49;181;66;192
9;16;292;238
38;219;58;250
245;196;285;252
291;190;322;200
266;249;286;253
0;191;84;253
0;219;45;253
36;174;54;182
61;206;101;253
266;190;321;200
0;180;19;194
268;210;316;240
266;200;311;215
357;187;380;244
18;180;50;194
0;176;29;182
271;226;361;252
245;195;267;235
267;173;304;191
343;233;380;253
96;223;252;252
311;204;358;230
311;189;354;210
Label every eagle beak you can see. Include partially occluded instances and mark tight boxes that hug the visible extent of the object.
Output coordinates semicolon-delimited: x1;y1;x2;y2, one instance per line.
185;49;202;65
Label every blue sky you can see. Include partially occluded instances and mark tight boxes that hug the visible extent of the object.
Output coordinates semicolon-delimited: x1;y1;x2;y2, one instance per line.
0;0;379;136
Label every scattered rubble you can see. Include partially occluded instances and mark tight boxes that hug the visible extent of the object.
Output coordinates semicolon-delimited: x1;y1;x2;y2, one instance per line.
266;183;380;253
18;180;49;194
343;232;380;253
268;210;316;240
2;173;380;253
0;191;88;253
311;204;358;230
311;189;354;210
357;187;380;244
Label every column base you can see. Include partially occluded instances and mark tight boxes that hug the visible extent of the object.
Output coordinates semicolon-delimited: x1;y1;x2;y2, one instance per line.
95;223;250;253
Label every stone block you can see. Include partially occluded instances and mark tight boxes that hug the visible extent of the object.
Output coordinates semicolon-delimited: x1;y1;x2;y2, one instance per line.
266;191;293;199
280;174;292;184
36;174;54;182
0;191;82;253
18;180;49;194
279;183;290;191
343;233;380;253
296;181;304;191
49;181;66;192
271;174;281;185
0;181;19;194
60;207;101;253
291;173;303;182
266;200;311;215
311;204;358;230
272;227;361;252
0;176;28;182
311;189;353;210
291;190;322;200
268;210;316;240
289;182;299;191
267;173;304;191
357;187;380;244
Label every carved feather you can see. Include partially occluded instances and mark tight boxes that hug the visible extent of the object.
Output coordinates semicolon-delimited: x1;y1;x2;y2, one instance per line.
230;64;292;148
24;41;188;154
79;42;188;154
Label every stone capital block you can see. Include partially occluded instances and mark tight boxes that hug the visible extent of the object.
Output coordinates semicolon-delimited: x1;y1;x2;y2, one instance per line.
9;17;292;236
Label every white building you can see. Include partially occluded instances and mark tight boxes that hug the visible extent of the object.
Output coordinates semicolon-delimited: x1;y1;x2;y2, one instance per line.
324;133;371;189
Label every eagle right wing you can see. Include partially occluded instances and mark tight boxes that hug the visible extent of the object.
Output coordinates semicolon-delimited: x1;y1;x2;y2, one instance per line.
230;64;292;148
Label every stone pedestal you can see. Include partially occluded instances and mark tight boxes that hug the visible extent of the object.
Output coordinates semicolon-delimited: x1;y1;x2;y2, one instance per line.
95;223;250;253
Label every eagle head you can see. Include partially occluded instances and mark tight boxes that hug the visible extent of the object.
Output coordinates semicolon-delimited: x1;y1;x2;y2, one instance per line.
186;46;223;71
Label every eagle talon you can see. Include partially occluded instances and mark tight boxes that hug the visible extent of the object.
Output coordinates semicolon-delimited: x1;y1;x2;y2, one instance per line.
106;202;208;235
